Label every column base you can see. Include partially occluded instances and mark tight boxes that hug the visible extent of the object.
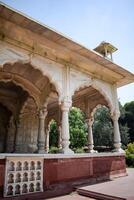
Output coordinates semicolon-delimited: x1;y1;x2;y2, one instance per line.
59;148;74;154
112;148;125;153
38;149;46;154
87;149;97;153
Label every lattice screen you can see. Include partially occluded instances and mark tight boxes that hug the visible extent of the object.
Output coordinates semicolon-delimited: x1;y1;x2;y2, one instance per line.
4;157;43;197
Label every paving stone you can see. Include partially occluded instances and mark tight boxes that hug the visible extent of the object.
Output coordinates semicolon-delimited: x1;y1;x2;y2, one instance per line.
77;168;134;200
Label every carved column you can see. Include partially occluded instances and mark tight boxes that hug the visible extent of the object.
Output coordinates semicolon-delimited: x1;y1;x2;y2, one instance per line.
60;100;74;154
111;86;124;153
58;124;62;149
45;125;50;153
86;118;95;153
6;116;16;153
111;111;124;153
38;107;47;153
15;121;22;153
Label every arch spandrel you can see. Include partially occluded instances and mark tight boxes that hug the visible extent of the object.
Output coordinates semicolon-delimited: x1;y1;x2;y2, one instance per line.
69;68;92;97
0;43;63;101
92;79;114;112
31;56;62;98
0;43;29;67
70;67;114;113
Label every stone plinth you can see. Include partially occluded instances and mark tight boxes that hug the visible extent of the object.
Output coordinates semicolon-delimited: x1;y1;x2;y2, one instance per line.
0;153;126;199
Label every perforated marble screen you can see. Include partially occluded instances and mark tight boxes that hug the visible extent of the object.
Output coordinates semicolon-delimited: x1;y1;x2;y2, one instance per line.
4;157;44;197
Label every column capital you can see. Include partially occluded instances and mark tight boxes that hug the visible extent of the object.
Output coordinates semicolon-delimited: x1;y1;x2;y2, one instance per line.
61;100;72;111
111;110;120;121
39;107;48;119
86;118;94;126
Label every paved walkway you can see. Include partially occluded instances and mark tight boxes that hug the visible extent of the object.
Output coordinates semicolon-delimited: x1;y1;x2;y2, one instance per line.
49;168;134;200
77;168;134;200
48;192;95;200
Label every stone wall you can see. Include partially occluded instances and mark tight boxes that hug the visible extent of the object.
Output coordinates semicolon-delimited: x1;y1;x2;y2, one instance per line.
0;154;126;198
43;155;126;188
0;159;5;193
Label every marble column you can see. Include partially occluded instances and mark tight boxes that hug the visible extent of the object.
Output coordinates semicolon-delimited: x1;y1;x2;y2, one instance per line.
38;107;47;153
86;118;95;153
112;112;124;153
6;116;17;153
58;124;62;149
60;100;74;154
45;125;50;153
15;121;22;153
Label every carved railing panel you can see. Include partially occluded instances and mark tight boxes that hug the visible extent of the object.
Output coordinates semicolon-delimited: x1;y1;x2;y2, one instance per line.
4;157;43;197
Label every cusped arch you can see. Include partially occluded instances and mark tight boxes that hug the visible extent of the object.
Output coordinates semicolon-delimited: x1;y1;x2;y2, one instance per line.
30;59;62;98
47;118;58;128
72;80;113;113
90;104;110;119
0;72;40;106
0;98;14;114
0;58;61;99
20;96;38;115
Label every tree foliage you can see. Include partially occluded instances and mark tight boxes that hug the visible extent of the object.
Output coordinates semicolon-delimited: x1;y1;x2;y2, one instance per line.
49;101;132;151
69;107;87;149
93;107;113;148
124;101;134;142
125;143;134;167
49;120;58;147
93;105;129;149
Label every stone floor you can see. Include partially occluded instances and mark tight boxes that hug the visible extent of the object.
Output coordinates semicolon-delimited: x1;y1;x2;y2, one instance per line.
49;168;134;200
48;192;95;200
77;168;134;200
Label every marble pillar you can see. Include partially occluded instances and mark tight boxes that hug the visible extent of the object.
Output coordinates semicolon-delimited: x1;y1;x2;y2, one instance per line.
58;124;62;149
45;125;50;153
112;112;124;153
86;118;96;153
6;116;16;153
38;107;47;153
60;100;74;154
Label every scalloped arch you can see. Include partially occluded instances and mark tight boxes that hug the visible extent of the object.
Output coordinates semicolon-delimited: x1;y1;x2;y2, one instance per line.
46;118;59;132
0;59;61;98
20;96;38;116
0;60;62;107
0;74;39;106
72;80;113;112
90;104;110;119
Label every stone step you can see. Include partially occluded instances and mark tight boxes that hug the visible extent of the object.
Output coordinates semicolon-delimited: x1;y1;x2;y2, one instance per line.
77;188;126;200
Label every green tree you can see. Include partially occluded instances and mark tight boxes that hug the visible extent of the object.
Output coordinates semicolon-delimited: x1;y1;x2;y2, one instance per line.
119;102;130;147
49;120;58;147
93;107;113;148
124;101;134;142
93;105;129;149
69;107;87;149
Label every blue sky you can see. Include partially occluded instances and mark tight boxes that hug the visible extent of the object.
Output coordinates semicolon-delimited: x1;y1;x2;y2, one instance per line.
1;0;134;105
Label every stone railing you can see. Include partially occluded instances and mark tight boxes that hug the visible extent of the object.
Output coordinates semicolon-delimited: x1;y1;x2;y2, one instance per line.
4;157;43;197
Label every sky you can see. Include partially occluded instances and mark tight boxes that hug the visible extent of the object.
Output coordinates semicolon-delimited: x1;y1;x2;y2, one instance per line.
1;0;134;105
